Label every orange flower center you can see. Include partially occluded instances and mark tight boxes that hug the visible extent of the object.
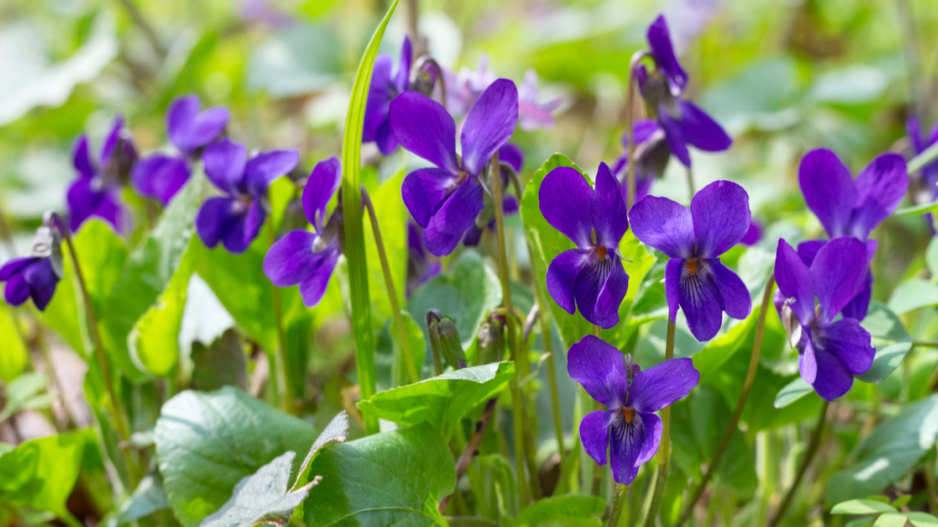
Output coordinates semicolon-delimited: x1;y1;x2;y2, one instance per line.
622;407;634;423
686;258;698;275
597;247;607;259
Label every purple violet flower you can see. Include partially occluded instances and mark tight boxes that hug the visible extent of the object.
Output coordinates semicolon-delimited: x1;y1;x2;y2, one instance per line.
263;157;343;307
195;138;299;254
740;220;762;246
363;37;413;155
570;335;699;484
611;119;665;203
798;148;907;320
68;116;137;233
407;222;442;299
774;236;875;400
518;70;562;131
391;78;519;257
462;142;524;247
907;117;938;190
0;222;63;311
541;162;631;329
629;180;752;341
132;95;230;205
637;15;731;168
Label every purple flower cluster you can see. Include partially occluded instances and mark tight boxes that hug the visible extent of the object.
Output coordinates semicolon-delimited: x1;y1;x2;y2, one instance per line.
68;116;137;233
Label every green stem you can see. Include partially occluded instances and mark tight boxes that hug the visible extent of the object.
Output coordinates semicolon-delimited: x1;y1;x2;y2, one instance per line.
685;167;696;201
675;276;776;527
607;484;629;527
912;340;938;348
624;50;650;210
268;221;294;414
0;207;14;257
643;319;675;527
910;140;938;173
114;0;166;59
363;189;420;384
768;399;831;527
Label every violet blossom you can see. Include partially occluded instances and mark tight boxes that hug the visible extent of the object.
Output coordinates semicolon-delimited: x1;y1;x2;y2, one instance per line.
0;220;64;311
132;95;230;204
462;142;524;247
798;148;907;320
570;335;699;484
363;37;413;155
541;162;630;329
629;180;752;341
611;119;667;203
263;157;342;307
391;78;518;256
68;116;137;233
774;236;875;400
195;138;299;254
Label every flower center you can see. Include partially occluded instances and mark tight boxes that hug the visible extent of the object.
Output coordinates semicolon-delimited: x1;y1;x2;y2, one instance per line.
685;258;698;275
597;247;607;259
621;407;634;423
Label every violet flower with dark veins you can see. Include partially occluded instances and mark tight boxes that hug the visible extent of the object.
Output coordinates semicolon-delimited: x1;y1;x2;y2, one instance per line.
391;78;519;256
774;236;874;401
195;138;299;254
637;14;731;168
629;180;752;341
68;116;137;233
570;335;698;484
798;148;907;319
541;162;630;329
0;220;64;311
363;37;413;155
132;95;230;204
263;157;343;307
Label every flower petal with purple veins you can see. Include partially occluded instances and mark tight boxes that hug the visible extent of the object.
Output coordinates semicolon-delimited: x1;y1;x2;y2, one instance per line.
798;149;857;238
657;106;691;167
362;54;394;144
298;245;341;307
629;195;695;259
390;91;459;173
567;335;631;408
808;338;856;401
580;410;613;467
841;271;873;321
23;258;58;311
539;166;595;248
665;258;682;323
422;178;486;256
375;121;398;155
4;272;31;306
849;153;908;238
816;318;874;376
99;116;125;165
675;101;732;153
800;335;818;384
221;200;265;254
264;230;321;286
709;259;751;320
774;239;815;324
203;139;248;195
810;236;867;324
609;415;646;485
243;149;299;196
592;163;629;248
574;256;621;329
302;157;342;230
0;257;32;281
402;168;458;228
635;412;663;465
690;180;750;258
678;262;723;341
546;249;590;315
166;95;201;151
459;79;519;176
71;135;95;178
394;36;412;93
646;14;688;93
180;107;230;153
67;177;126;233
593;255;630;326
628;357;699;413
196;197;239;249
131;154;191;204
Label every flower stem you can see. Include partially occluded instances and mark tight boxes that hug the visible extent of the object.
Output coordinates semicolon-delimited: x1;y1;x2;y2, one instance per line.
115;0;166;59
267;221;295;414
768;399;831;527
912;340;938;348
910;140;938;173
642;319;675;527
363;189;420;384
685;167;696;201
675;276;776;527
607;483;629;527
624;50;650;210
0;207;15;257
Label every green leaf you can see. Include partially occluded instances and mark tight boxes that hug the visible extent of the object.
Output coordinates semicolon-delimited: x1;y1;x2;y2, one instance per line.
358;362;514;440
112;473;170;526
886;279;938;316
391;311;426;388
908;512;938;526
893;200;938;217
365;169;409;321
154;387;317;527
513;494;605;526
340;0;399;435
858;302;912;383
873;514;911;527
0;306;27;381
101;173;204;380
826;395;938;504
0;373;54;423
0;433;84;517
409;250;502;351
831;499;897;515
303;423;454;526
191;329;248;392
201;411;349;527
773;377;813;409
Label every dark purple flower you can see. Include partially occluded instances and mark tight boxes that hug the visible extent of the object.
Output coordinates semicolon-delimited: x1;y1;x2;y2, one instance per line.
646;14;688;95
363;37;413;155
629;180;752;341
263;157;343;307
406;222;441;298
462;142;524;247
570;335;698;484
611;119;665;203
774;237;875;400
132;95;230;204
541;163;631;329
195;139;298;254
68;116;136;233
391;78;519;256
0;224;63;311
740;220;762;246
798;148;907;319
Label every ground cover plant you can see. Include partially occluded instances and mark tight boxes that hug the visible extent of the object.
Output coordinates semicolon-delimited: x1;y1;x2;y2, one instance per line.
1;0;938;525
